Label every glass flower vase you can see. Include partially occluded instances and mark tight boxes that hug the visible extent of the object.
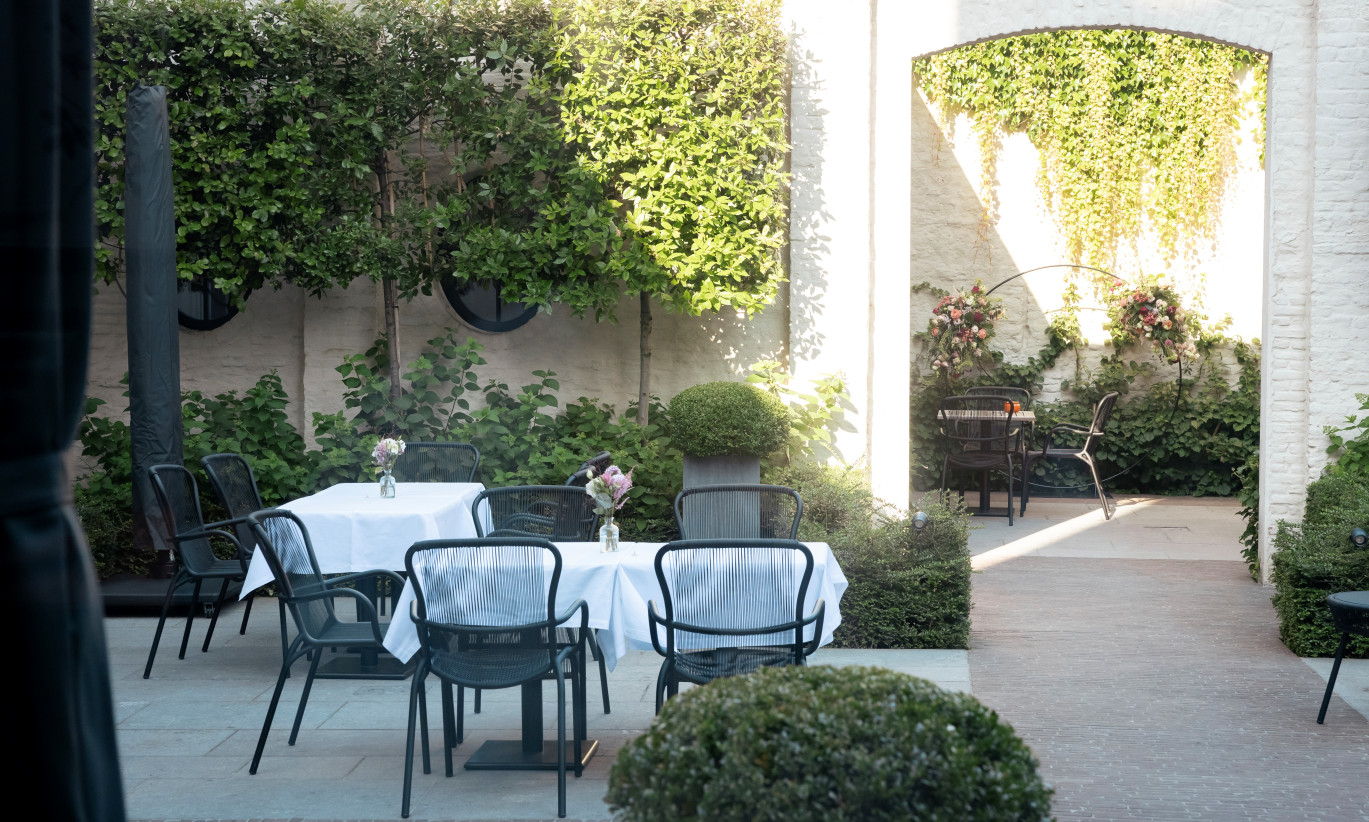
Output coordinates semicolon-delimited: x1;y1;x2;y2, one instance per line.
379;468;396;499
599;518;619;553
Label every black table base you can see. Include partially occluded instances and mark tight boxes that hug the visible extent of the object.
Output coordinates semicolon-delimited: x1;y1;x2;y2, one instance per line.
465;738;598;771
316;652;413;681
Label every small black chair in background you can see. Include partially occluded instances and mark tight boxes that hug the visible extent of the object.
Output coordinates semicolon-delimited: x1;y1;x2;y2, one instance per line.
674;484;803;540
650;539;824;713
469;485;610;715
938;395;1022;524
201;453;288;658
245;509;406;774
143;464;251;679
401;537;587;819
392;441;480;483
1020;391;1120;520
1317;531;1369;725
564;451;612;487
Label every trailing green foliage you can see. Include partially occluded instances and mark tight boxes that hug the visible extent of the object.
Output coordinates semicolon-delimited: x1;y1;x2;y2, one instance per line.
1272;473;1369;658
745;360;847;465
915;30;1265;275
607;665;1052;822
1235;452;1260;580
766;462;972;650
667;381;790;458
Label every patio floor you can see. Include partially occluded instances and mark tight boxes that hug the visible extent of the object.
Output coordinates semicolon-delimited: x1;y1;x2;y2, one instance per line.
111;495;1369;821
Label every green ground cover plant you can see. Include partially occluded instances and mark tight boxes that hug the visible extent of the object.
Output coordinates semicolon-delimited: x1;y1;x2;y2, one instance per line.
607;665;1052;822
766;462;972;650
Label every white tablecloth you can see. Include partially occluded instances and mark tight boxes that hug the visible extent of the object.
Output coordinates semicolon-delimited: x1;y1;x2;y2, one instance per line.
382;541;846;671
240;482;485;597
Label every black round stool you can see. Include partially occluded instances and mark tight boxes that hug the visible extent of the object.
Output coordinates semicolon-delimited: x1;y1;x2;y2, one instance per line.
1317;590;1369;724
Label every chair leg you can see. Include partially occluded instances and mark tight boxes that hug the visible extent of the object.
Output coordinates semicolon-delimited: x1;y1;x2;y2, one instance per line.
1084;456;1112;519
456;685;465;746
587;630;611;714
277;598;290;678
418;677;431;776
440;681;455;767
401;667;423;818
178;579;204;660
654;663;670;715
144;572;184;679
1318;633;1350;724
555;668;568;819
1006;455;1014;527
252;639;304;774
239;590;255;635
474;687;481;713
1020;452;1032;516
288;647;323;745
202;578;231;652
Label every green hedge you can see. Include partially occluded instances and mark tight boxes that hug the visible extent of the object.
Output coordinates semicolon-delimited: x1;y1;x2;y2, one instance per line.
766;462;972;649
668;381;789;457
607;665;1052;822
1272;472;1369;657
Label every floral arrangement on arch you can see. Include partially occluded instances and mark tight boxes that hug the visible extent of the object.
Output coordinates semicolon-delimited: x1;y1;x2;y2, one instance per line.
924;281;1006;379
1105;280;1197;363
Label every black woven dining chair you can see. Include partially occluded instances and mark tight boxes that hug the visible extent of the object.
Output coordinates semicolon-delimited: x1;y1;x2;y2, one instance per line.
469;485;610;714
649;538;825;714
143;464;251;679
245;509;406;775
1020;391;1120;519
564;451;612;488
200;453;288;658
938;394;1022;524
674;484;803;540
402;538;587;819
392;441;480;483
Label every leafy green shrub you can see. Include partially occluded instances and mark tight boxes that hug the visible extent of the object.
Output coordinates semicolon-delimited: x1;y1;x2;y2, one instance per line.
667;381;789;457
1235;452;1259;580
607;665;1052;822
767;462;972;649
1272;473;1369;657
76;482;143;579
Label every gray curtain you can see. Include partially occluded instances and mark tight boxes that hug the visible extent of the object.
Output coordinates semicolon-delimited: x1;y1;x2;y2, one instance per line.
0;1;128;819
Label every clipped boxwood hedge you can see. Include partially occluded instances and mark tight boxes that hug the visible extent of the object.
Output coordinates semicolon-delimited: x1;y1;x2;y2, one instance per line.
607;665;1052;822
667;381;789;457
1272;472;1369;657
767;461;972;649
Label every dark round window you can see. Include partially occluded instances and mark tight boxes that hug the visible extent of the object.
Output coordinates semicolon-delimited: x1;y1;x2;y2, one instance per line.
440;277;538;332
177;275;241;331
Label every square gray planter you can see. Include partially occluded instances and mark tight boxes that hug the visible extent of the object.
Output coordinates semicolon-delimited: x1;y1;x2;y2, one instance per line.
682;455;761;489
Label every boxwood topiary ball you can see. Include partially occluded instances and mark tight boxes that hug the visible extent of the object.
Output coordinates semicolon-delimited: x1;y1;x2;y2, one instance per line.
607;665;1052;822
667;381;790;457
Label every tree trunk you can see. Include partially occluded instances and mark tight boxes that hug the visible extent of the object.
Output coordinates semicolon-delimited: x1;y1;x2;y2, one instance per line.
639;293;652;426
375;152;402;400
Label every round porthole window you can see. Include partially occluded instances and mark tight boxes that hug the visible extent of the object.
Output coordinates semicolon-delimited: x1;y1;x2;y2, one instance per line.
176;275;241;331
440;277;538;333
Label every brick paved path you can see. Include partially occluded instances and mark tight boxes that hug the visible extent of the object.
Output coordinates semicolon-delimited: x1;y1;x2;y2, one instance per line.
969;557;1369;821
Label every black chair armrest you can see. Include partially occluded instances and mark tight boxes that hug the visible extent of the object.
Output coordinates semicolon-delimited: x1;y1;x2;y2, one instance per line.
647;600;669;657
175;528;250;572
554;599;590;637
801;600;826;656
291;587;386;644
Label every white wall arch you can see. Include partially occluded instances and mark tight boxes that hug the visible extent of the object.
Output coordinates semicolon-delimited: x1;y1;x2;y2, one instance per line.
785;0;1368;582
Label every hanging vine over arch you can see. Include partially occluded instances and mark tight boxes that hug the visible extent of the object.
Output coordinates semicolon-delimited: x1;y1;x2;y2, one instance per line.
914;30;1267;280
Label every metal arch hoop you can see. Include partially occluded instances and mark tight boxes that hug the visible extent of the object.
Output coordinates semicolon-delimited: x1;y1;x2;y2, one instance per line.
980;263;1185;490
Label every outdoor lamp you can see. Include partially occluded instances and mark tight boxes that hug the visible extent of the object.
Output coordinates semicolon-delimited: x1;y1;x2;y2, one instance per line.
912;511;930;531
1351;527;1368;548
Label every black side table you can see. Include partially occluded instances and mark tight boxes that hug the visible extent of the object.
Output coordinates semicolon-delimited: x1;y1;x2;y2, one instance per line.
1317;590;1369;724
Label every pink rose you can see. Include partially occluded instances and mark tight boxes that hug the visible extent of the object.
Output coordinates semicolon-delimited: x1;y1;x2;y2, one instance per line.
977;328;987;339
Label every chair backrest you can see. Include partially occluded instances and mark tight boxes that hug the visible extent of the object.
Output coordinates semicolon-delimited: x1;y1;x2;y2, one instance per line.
938;395;1019;455
472;486;599;540
654;539;814;654
405;538;562;685
1082;392;1120;457
392;441;480;483
246;509;335;638
200;452;264;553
674;484;803;540
564;451;612;487
147;464;220;573
965;385;1032;409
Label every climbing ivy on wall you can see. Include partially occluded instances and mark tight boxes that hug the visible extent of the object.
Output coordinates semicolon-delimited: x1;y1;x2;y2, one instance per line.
914;30;1267;279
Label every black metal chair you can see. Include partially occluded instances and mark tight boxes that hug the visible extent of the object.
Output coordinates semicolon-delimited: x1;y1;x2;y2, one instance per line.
391;441;480;483
938;394;1022;524
143;464;251;679
401;537;587;819
244;509;406;774
564;451;612;488
649;538;825;714
200;453;289;658
470;485;610;714
1020;391;1120;520
1317;590;1369;724
673;484;803;540
965;385;1034;457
